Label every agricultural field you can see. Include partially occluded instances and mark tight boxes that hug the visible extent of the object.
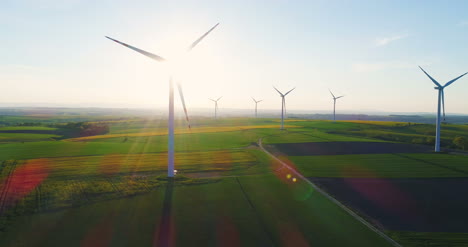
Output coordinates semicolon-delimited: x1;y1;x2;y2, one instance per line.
1;117;468;246
263;120;468;246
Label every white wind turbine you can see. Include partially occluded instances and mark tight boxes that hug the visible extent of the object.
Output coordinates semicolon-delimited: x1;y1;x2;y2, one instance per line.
209;96;222;119
329;89;344;122
419;66;467;152
273;86;295;130
106;23;219;177
252;97;263;118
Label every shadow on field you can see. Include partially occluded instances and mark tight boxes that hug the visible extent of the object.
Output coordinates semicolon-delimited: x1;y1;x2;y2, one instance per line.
155;178;174;247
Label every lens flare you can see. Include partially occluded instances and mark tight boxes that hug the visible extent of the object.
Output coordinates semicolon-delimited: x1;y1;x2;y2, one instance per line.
341;166;419;223
0;159;50;212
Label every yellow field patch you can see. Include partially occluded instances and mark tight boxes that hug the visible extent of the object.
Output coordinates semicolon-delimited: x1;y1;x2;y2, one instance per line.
33;150;256;177
86;119;143;124
66;125;297;141
272;119;308;122
341;120;420;126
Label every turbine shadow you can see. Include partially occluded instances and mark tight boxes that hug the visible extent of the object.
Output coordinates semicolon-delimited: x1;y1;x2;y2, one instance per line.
155;178;175;247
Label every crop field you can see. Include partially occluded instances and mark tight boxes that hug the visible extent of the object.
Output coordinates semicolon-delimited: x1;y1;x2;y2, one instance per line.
1;117;467;246
288;153;468;178
324;120;468;149
0;133;60;143
0;126;57;131
66;124;296;142
262;121;468;246
272;141;432;156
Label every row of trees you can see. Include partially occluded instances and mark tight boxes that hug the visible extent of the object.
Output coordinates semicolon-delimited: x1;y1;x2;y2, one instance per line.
59;122;110;138
64;122;110;137
453;136;466;151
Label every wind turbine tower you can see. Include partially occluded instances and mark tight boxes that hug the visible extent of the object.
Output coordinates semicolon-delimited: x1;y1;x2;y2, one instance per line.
273;86;295;130
252;97;263;118
210;97;222;119
419;66;467;152
106;23;219;177
329;89;344;122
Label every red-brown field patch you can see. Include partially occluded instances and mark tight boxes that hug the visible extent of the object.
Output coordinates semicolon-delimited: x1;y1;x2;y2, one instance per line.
309;177;468;232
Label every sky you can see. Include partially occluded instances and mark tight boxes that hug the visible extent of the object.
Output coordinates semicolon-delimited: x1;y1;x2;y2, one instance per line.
1;0;468;114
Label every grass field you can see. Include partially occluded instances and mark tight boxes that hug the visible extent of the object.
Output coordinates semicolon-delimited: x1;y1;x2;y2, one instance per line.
1;117;468;246
387;231;468;247
0;133;60;143
0;175;394;247
320;120;468;149
288;153;468;178
67;124;296;141
262;126;382;144
0;126;57;131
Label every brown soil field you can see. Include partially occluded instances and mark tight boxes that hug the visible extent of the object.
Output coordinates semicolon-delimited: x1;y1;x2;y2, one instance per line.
309;177;468;232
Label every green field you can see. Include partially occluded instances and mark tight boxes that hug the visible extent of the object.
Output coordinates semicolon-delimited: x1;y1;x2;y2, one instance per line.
0;133;60;142
387;231;468;247
289;153;468;178
0;126;57;131
1;117;468;246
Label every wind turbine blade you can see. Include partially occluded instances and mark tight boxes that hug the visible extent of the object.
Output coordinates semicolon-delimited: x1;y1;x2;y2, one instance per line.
177;83;191;129
187;23;220;52
442;90;446;121
258;100;263;103
217;96;223;101
105;36;166;62
336;95;345;99
273;86;284;96
328;89;335;99
443;72;468;88
284;87;296;96
209;98;216;102
252;97;256;102
419;66;442;87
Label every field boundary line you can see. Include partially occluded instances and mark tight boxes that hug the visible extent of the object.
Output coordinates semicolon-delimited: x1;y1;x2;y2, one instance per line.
258;138;402;247
235;177;276;246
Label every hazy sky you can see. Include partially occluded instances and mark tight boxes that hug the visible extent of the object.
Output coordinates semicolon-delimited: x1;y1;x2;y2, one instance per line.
2;0;468;114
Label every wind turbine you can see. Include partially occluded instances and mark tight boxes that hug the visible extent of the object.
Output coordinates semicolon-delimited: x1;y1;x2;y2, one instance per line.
329;89;344;122
209;96;222;119
419;66;467;152
106;23;219;177
273;86;295;130
252;97;263;118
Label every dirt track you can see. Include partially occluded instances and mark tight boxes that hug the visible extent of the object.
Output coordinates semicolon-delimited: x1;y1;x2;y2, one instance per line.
273;142;432;156
309;177;468;232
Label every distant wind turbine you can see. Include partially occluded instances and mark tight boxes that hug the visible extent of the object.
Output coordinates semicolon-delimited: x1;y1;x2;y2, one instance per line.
252;97;263;118
209;96;222;119
419;66;467;152
273;86;295;130
329;89;344;122
106;23;219;177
